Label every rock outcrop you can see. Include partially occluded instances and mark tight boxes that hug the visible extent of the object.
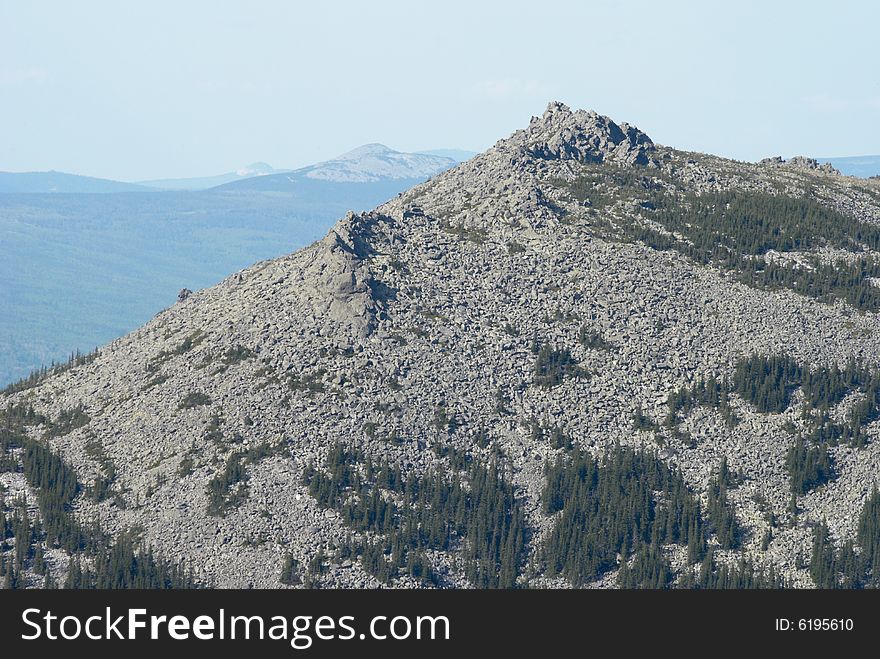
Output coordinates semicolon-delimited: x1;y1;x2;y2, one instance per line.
510;101;656;166
759;155;840;175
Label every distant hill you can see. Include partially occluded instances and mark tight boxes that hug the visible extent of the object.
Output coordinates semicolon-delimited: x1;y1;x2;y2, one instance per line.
137;162;289;191
0;170;150;193
1;147;468;194
817;155;880;178
217;144;456;190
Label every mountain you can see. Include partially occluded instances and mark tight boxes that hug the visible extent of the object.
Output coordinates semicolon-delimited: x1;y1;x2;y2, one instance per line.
0;170;150;193
217;144;456;190
817;155;880;178
137;162;288;191
4;102;880;590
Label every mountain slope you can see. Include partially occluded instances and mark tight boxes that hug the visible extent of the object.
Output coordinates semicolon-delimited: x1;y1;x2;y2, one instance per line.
0;171;150;193
4;103;880;589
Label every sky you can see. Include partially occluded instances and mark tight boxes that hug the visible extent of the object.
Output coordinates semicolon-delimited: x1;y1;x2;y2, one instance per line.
1;0;878;181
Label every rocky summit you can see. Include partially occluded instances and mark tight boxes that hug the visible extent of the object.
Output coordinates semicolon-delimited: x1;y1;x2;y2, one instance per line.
4;102;880;590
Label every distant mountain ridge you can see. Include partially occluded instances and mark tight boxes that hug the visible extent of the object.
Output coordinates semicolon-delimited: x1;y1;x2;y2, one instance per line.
2;145;469;193
216;144;457;190
0;170;150;193
817;155;880;178
137;162;288;191
0;146;462;384
417;148;477;162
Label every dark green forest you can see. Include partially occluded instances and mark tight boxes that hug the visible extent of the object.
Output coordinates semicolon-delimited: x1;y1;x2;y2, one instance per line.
541;445;706;586
301;441;524;588
810;488;880;588
664;354;880;497
563;171;880;311
0;403;201;589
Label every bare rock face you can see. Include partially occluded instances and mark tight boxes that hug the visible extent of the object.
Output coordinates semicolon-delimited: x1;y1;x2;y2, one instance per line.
507;101;656;166
759;155;839;175
301;212;377;344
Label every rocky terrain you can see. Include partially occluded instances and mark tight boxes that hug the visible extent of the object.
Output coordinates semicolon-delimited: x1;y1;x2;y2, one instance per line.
3;102;880;589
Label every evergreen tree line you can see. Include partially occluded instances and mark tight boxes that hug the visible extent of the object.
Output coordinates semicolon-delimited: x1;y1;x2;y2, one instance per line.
0;495;51;589
810;487;880;588
706;458;740;550
1;349;99;396
731;353;878;424
205;441;275;516
675;354;880;495
677;550;787;589
615;186;880;311
541;446;783;589
1;407;202;589
619;540;785;589
2;481;194;590
301;441;526;588
565;169;880;311
64;533;198;589
732;354;804;415
786;439;834;496
540;444;707;586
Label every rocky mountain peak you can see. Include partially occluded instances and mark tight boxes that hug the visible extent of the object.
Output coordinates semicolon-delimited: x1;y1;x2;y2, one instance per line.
502;100;656;166
335;143;396;161
758;155;840;175
301;144;455;183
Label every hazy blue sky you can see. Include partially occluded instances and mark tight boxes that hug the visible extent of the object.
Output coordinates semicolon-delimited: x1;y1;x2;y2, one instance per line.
1;0;877;180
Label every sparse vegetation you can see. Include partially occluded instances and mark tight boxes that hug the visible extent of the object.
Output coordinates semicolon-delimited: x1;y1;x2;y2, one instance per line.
1;349;99;396
442;222;488;244
221;345;255;366
178;391;212;410
288;369;326;394
578;325;611;350
148;330;206;373
46;404;91;438
533;344;586;388
205;442;275;516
